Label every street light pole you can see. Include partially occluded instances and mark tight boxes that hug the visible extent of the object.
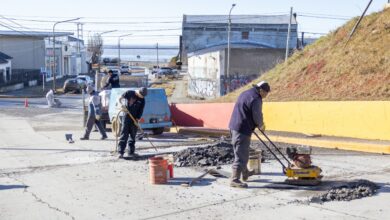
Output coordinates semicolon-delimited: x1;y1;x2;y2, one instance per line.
94;30;116;91
52;17;80;91
118;33;133;68
227;3;236;94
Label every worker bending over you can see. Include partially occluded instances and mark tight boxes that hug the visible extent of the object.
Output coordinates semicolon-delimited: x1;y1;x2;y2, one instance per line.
117;87;147;159
228;81;270;188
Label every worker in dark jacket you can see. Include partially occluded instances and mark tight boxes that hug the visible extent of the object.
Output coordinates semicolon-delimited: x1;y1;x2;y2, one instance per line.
117;87;147;158
80;86;108;140
103;70;120;89
228;81;270;188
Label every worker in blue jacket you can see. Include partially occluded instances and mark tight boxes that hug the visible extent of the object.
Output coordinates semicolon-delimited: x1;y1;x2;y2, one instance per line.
228;81;270;188
103;70;120;89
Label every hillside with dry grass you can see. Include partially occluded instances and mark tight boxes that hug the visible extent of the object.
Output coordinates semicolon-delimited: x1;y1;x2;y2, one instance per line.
218;8;390;102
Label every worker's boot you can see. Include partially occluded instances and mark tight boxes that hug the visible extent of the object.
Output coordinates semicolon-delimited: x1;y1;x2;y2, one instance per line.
230;168;248;188
80;136;89;140
242;169;255;182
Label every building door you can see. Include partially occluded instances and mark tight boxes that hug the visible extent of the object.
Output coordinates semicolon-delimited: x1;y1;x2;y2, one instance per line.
64;57;69;75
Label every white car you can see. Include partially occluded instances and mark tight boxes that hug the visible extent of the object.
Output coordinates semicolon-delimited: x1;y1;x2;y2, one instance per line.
120;65;129;74
76;75;94;86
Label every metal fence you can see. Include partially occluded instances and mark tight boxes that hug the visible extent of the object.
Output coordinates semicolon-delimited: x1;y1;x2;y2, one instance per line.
0;69;41;87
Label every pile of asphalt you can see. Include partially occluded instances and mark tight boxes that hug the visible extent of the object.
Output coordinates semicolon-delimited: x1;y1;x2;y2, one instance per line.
174;142;234;167
173;141;269;167
310;180;379;203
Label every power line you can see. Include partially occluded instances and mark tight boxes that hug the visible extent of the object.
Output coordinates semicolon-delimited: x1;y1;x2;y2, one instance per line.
297;14;350;21
0;14;292;25
296;12;353;19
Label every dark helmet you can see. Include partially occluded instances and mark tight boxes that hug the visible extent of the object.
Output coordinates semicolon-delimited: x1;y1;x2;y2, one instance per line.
139;87;148;97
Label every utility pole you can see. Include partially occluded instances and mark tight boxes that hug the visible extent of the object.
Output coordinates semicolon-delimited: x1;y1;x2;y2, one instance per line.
156;43;159;68
52;17;80;91
95;30;116;91
227;3;236;93
285;7;293;62
118;33;132;68
301;32;305;48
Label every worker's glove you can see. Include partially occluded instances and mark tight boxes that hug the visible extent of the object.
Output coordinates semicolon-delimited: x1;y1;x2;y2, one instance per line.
258;124;266;132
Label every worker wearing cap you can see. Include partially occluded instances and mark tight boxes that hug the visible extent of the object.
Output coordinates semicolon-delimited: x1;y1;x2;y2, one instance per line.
228;81;270;188
80;86;108;140
117;87;148;158
103;70;120;89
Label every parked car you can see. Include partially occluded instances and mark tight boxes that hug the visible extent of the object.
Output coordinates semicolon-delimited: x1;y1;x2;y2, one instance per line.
76;75;94;86
63;78;87;93
120;65;129;74
156;67;178;79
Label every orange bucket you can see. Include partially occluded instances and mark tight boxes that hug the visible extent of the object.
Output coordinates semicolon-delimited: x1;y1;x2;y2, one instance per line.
149;157;168;184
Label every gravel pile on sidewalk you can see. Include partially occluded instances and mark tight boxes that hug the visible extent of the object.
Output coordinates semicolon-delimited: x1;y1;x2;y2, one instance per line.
173;142;235;167
310;180;379;203
173;139;283;167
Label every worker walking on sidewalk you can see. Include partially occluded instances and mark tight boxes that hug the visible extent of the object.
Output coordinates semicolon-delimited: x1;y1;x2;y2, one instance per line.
228;81;270;188
117;87;147;159
80;86;108;140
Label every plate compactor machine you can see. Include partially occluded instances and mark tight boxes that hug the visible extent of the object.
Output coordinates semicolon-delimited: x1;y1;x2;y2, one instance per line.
253;130;323;186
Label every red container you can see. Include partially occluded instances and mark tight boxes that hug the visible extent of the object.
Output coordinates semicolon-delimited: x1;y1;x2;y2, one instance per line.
167;164;174;178
149;157;168;184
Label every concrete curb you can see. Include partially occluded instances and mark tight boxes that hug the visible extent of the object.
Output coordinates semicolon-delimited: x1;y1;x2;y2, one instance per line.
173;127;390;154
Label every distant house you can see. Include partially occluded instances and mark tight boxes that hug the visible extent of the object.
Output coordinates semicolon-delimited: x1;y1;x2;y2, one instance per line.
0;30;78;82
45;35;88;76
181;14;298;65
0;51;12;83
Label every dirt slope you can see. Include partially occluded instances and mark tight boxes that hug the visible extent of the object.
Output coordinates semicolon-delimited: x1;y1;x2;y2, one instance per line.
219;8;390;102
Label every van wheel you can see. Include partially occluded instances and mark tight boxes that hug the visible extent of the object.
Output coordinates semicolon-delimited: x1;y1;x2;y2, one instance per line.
152;127;164;135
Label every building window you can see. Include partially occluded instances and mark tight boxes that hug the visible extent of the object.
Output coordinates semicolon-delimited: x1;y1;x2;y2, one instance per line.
0;69;4;83
242;31;249;40
6;67;11;81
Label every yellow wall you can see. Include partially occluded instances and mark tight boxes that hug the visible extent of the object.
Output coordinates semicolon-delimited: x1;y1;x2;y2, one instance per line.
264;101;390;141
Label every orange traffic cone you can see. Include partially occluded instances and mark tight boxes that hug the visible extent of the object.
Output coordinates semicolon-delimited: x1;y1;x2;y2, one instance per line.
24;98;29;108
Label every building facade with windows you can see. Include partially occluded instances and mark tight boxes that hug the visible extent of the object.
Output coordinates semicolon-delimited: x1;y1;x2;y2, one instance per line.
181;14;298;65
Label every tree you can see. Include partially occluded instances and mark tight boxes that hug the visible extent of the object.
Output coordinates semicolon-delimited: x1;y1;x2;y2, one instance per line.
87;34;103;64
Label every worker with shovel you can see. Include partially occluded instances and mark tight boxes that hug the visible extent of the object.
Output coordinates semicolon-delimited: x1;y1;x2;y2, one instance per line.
228;81;270;188
117;87;147;159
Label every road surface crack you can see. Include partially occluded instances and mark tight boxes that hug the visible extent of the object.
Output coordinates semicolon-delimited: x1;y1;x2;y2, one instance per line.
6;175;76;220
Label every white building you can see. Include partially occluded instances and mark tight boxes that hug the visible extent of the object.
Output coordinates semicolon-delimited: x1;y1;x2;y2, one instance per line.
45;35;87;77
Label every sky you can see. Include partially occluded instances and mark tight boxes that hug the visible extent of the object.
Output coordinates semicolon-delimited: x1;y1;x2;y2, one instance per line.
0;0;387;46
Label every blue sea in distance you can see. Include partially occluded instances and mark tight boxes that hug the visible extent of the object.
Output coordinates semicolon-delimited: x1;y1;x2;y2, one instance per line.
103;48;179;62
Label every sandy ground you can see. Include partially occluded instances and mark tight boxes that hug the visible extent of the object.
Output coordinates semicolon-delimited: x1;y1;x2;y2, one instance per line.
0;103;390;220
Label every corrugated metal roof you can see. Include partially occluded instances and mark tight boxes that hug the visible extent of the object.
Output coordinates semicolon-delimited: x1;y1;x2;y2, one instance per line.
188;42;275;57
0;30;73;38
0;58;8;64
185;14;297;25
